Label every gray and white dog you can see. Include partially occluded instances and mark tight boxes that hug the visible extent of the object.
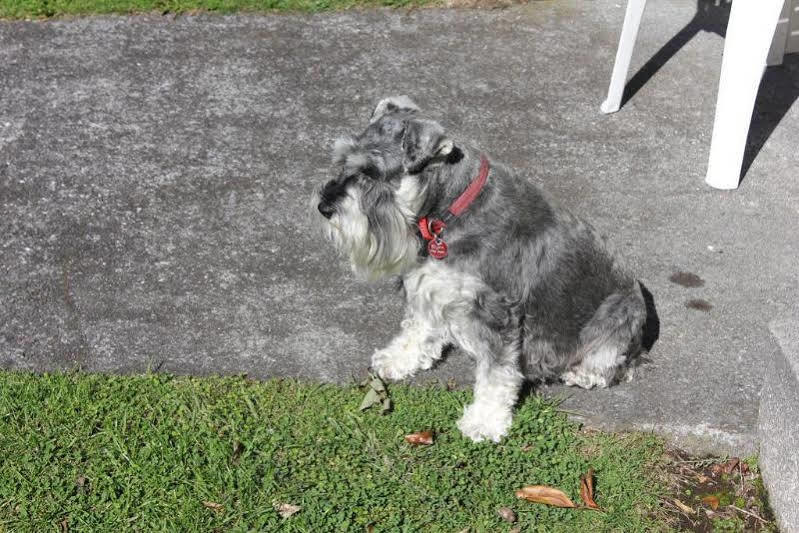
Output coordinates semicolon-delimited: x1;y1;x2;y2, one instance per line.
314;96;647;443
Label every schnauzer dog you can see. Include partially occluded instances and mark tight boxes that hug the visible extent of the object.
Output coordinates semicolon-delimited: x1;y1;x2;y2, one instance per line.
314;96;647;443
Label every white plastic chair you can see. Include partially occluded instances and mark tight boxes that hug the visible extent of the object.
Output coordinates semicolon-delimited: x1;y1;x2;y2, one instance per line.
601;0;798;190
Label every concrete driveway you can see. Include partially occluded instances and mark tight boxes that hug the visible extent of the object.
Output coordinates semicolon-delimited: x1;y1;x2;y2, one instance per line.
1;1;797;460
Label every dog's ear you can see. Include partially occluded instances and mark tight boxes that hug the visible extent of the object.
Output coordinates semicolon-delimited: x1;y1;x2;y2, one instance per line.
401;119;454;174
332;136;361;167
370;96;419;124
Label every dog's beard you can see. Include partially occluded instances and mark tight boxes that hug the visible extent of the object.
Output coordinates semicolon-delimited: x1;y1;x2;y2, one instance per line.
319;177;425;280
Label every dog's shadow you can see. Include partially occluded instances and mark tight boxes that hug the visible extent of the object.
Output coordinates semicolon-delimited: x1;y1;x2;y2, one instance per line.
639;282;660;354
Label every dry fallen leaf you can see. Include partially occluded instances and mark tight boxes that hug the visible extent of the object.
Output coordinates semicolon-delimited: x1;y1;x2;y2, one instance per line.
515;485;577;508
497;506;517;523
579;469;601;510
359;375;392;414
59;517;69;533
722;457;740;474
75;475;90;494
273;502;301;519
202;501;224;514
359;388;381;411
702;495;720;510
672;499;695;515
231;441;245;464
404;430;434;445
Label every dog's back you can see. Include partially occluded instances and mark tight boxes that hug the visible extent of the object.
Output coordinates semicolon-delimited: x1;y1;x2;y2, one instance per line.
434;151;646;385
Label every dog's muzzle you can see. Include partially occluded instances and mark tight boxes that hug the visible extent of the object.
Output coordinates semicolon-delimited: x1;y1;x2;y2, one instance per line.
317;175;354;219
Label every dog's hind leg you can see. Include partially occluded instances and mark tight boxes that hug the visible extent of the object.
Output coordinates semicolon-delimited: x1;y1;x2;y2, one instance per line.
561;283;646;389
371;310;449;381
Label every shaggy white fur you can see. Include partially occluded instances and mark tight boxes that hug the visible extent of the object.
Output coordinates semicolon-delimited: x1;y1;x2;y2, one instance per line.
373;262;524;442
324;187;419;280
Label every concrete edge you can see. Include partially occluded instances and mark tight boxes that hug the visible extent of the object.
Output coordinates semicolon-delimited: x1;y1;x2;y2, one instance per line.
562;414;757;458
758;314;799;533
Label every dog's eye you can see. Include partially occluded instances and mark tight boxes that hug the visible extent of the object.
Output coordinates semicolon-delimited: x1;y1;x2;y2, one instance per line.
361;163;381;180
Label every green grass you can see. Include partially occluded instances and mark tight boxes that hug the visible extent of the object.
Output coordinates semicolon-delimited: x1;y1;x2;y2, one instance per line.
0;0;435;19
0;372;669;532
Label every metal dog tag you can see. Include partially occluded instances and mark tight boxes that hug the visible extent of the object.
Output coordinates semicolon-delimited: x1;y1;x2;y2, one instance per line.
428;237;448;259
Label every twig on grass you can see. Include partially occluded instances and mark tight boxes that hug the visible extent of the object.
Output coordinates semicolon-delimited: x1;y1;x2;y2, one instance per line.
729;505;768;524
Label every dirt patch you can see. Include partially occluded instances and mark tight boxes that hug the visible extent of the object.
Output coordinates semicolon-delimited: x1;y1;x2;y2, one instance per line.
658;451;777;532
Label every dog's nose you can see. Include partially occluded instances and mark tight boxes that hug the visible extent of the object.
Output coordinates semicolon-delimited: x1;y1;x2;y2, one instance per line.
318;201;335;219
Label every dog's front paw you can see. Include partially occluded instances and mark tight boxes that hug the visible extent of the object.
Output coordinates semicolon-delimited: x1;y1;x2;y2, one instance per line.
370;348;419;381
456;403;512;443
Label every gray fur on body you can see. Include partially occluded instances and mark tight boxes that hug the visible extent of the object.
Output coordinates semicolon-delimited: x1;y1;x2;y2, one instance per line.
314;97;647;442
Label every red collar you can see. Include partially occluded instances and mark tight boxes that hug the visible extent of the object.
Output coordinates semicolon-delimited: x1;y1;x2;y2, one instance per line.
417;155;490;259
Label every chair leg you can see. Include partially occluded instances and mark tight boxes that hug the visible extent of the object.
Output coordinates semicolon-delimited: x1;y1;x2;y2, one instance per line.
705;0;784;190
601;0;648;114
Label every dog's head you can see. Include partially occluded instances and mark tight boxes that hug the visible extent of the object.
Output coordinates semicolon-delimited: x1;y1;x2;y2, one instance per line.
314;96;457;279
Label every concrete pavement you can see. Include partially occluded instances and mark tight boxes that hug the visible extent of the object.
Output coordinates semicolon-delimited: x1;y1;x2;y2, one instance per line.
1;0;797;464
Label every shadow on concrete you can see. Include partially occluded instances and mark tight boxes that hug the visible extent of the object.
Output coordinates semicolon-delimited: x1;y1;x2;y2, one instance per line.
741;55;799;182
619;0;799;186
640;282;660;353
621;0;731;108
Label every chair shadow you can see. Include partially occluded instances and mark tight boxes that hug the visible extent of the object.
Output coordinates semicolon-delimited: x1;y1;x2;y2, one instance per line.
618;0;799;186
740;55;799;182
621;0;731;107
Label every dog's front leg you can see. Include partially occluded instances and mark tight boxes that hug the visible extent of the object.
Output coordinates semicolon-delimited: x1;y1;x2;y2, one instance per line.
451;313;524;443
371;309;447;381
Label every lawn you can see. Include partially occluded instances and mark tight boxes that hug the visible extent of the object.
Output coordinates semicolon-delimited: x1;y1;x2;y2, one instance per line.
0;0;437;18
0;372;671;532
